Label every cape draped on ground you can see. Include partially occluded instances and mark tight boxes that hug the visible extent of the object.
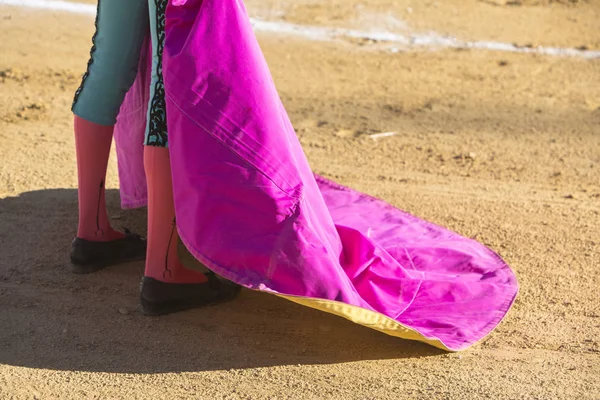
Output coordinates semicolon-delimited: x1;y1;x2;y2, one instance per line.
113;0;518;351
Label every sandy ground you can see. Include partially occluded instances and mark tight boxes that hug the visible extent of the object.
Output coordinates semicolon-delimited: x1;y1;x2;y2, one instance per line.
1;1;599;399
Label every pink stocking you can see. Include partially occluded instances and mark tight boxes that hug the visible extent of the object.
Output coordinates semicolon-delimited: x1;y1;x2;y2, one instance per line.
143;145;207;284
74;115;125;242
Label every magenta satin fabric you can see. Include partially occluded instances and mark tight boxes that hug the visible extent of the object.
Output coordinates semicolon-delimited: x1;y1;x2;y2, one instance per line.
113;0;518;351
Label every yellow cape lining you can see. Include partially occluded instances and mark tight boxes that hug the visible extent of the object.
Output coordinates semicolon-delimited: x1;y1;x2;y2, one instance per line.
274;293;452;352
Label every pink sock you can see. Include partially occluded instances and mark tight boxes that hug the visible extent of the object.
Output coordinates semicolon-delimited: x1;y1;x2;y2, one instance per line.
143;145;207;284
74;116;125;242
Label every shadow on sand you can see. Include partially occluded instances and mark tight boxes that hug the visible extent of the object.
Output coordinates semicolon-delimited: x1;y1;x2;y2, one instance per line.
0;189;442;374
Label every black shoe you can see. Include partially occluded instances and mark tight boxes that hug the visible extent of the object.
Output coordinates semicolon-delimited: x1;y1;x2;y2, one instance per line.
140;272;241;316
70;229;147;274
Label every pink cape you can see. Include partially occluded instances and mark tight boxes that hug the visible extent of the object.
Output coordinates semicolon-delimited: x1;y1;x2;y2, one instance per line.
113;0;518;351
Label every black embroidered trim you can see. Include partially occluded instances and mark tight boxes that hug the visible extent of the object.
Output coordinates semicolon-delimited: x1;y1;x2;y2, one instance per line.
146;0;168;147
72;0;101;112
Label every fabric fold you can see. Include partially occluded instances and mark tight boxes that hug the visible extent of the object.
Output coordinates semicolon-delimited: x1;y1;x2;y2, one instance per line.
112;0;518;351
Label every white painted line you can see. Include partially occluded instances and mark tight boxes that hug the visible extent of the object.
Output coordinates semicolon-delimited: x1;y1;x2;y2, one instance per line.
369;132;398;140
1;0;95;15
2;0;599;59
